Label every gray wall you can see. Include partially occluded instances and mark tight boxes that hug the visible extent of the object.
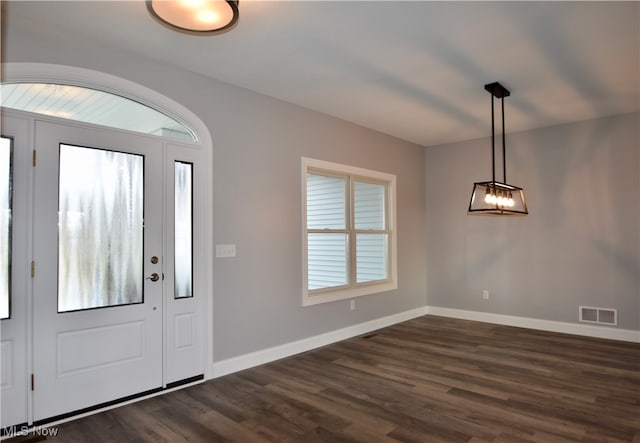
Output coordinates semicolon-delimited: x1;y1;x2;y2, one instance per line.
3;15;427;360
426;113;640;330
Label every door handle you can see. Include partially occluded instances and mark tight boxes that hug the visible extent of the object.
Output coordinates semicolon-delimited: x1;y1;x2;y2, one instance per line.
146;273;160;282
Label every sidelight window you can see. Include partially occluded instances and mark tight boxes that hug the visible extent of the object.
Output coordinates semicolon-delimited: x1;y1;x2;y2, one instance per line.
174;161;193;299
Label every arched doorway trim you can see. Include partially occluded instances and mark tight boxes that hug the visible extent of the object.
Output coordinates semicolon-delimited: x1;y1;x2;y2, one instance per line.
1;62;212;149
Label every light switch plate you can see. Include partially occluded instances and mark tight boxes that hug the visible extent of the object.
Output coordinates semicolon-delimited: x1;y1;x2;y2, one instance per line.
216;244;236;258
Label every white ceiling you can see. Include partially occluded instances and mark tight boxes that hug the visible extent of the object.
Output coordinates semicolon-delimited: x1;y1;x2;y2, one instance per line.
4;1;639;147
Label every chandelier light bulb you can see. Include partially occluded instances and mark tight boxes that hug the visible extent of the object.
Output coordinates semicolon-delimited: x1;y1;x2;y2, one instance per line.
484;187;492;204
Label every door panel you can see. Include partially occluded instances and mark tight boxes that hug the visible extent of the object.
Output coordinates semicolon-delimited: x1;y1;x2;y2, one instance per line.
0;114;30;428
32;120;164;421
56;321;145;375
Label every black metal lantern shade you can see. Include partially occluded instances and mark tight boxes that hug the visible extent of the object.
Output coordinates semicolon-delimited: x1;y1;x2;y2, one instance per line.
468;181;528;215
468;82;528;216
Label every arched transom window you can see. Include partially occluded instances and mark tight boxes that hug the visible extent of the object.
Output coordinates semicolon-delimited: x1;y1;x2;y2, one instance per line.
1;83;197;142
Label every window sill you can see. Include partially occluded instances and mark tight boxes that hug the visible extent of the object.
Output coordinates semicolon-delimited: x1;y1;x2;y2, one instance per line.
302;281;397;306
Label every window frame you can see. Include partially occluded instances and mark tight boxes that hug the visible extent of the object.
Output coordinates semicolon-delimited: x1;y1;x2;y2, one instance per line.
302;157;397;306
174;160;194;299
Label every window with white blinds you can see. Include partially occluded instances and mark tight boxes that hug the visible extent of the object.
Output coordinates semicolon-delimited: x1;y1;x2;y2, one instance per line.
302;158;397;306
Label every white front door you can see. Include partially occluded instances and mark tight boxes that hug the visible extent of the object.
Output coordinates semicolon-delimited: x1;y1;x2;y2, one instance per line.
0;108;206;428
31;119;164;421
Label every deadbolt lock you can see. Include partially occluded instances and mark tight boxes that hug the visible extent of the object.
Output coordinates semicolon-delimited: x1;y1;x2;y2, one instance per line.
150;256;159;264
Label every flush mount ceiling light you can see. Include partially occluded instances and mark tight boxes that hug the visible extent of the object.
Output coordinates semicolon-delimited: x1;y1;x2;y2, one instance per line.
468;82;528;216
147;0;239;35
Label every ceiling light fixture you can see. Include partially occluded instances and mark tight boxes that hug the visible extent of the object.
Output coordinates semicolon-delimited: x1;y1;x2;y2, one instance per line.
147;0;239;35
468;82;528;215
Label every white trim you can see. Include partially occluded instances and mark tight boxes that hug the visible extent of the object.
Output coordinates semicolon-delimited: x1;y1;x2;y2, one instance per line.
301;283;398;306
211;305;639;380
210;306;427;378
426;306;640;343
303;157;397;182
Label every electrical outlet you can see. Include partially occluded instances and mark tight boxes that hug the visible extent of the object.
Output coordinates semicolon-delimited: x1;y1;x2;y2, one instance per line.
350;300;356;311
482;290;490;300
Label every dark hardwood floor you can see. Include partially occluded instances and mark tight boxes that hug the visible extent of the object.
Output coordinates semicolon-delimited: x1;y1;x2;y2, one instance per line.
10;315;640;442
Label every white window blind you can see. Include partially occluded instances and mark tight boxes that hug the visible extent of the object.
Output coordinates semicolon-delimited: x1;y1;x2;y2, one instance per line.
306;173;346;230
354;180;385;229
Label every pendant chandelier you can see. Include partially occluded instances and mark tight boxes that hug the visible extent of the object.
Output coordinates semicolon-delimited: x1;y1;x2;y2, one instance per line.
147;0;239;35
468;82;528;216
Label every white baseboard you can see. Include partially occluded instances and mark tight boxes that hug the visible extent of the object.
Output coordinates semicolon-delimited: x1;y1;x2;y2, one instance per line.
210;304;639;380
426;306;640;343
210;306;428;379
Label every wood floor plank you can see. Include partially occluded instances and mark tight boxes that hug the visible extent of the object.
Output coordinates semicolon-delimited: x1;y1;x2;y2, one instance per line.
264;383;398;435
8;315;640;442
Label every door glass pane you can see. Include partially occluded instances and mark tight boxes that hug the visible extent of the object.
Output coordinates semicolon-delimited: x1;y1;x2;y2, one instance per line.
0;137;12;319
356;234;388;284
175;161;193;299
306;173;346;229
307;233;348;291
354;180;385;230
58;144;144;312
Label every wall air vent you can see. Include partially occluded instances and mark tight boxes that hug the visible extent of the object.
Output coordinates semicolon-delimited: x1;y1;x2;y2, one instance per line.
579;306;617;326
